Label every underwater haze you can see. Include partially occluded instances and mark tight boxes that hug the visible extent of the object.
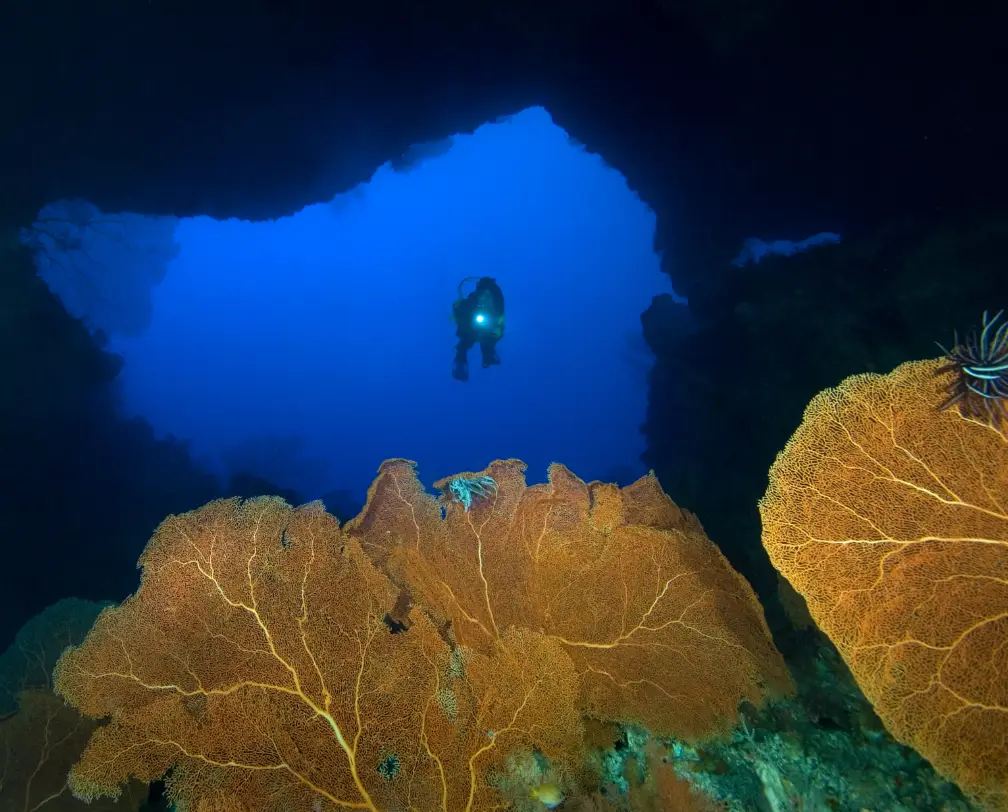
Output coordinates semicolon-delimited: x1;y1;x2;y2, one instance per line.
32;107;671;504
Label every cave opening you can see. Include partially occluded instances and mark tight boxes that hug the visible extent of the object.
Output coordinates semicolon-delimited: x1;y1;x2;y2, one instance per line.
27;106;675;508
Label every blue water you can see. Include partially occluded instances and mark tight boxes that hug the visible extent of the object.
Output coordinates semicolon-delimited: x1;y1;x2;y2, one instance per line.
34;106;672;504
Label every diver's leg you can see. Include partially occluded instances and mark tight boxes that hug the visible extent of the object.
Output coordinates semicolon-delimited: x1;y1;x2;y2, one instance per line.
453;340;471;381
480;338;500;368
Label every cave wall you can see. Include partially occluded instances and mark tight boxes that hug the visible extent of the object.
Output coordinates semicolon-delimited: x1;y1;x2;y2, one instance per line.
5;1;1003;296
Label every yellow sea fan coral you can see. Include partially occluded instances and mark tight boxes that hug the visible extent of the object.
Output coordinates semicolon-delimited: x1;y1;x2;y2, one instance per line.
760;358;1008;809
348;458;792;741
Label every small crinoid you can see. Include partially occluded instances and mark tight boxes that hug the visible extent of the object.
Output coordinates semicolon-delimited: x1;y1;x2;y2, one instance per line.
446;474;498;512
935;309;1008;426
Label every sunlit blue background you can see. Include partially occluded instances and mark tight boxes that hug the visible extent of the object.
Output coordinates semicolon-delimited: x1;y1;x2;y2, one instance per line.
30;107;672;502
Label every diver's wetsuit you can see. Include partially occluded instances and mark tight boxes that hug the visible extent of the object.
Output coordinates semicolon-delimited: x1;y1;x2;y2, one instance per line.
452;277;505;381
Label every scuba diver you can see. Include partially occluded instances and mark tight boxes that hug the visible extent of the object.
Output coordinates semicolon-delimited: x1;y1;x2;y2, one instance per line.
451;276;505;381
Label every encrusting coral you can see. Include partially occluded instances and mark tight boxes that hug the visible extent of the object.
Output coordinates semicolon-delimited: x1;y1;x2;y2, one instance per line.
760;358;1008;810
54;461;790;811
